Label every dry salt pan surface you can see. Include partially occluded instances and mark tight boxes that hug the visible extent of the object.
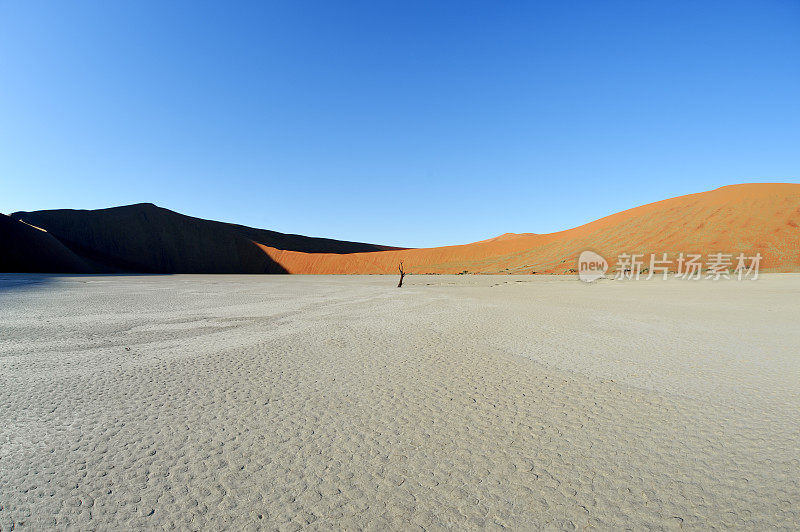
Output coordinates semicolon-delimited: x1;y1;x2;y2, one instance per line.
1;274;798;530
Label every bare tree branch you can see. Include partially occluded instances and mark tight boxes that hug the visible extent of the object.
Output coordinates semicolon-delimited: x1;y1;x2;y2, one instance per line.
397;261;405;288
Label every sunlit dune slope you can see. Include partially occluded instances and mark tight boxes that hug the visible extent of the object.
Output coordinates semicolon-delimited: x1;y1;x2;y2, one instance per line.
257;183;800;274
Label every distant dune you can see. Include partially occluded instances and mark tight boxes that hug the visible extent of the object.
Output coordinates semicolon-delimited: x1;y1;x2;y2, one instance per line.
3;183;799;274
258;183;800;274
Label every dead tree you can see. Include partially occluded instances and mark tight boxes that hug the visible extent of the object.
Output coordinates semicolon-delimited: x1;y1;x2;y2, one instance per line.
397;261;406;288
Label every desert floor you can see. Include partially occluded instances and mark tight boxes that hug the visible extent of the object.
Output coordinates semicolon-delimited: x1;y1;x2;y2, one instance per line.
1;274;798;530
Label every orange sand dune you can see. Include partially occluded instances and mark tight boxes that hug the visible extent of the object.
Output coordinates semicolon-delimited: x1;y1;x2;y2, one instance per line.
258;183;800;274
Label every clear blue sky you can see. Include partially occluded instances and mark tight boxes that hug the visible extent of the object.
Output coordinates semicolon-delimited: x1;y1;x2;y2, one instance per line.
2;1;798;247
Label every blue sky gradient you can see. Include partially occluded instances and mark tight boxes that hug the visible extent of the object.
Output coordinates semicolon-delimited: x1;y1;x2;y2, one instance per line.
1;1;798;247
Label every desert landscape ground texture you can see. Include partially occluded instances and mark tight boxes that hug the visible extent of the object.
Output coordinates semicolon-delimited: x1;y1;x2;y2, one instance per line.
1;274;798;529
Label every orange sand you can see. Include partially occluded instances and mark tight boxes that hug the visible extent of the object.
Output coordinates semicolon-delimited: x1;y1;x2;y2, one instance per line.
256;183;800;274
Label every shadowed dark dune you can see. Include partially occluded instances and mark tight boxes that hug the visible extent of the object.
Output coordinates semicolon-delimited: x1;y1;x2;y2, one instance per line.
0;214;94;273
7;203;401;274
9;204;280;273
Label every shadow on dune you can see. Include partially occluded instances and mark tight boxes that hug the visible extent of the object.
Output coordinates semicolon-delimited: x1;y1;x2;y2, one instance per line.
1;214;95;274
8;205;294;274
